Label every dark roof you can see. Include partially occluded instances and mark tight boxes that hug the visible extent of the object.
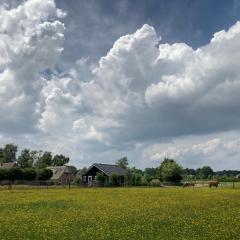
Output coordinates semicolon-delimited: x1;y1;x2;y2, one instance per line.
86;163;127;176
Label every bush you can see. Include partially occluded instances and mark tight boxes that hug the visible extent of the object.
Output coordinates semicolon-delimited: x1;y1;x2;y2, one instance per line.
7;168;23;181
109;173;118;186
96;172;107;186
22;168;37;181
37;169;53;181
0;169;7;181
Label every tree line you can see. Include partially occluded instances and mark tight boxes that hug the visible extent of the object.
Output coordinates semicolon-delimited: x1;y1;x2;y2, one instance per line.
114;157;239;185
0;143;70;167
0;143;71;182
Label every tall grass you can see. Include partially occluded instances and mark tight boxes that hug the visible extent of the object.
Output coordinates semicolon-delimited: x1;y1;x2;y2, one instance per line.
0;187;240;239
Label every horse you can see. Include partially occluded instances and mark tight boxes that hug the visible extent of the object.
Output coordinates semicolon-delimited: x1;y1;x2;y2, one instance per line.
182;182;195;188
209;180;219;188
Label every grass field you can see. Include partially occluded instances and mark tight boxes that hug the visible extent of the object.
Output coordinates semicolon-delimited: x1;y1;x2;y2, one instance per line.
0;187;240;240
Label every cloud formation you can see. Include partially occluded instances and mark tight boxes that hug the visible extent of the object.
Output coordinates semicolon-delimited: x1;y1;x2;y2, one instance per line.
0;0;65;133
1;0;240;169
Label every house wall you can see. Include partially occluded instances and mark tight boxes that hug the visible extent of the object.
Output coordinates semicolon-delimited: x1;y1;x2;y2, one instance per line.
82;166;108;184
82;166;126;186
59;173;75;184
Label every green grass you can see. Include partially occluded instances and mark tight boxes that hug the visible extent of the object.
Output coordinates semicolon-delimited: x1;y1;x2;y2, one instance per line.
0;187;240;240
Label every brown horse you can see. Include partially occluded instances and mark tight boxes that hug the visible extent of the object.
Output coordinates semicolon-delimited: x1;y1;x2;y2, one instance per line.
209;180;219;188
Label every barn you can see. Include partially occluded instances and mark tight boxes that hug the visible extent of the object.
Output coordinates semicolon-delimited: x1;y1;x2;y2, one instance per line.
82;163;127;186
47;166;75;184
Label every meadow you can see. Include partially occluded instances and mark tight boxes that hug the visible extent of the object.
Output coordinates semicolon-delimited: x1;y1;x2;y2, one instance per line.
0;187;240;240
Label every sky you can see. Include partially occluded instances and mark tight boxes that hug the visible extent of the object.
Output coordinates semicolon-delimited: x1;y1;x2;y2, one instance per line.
1;0;240;170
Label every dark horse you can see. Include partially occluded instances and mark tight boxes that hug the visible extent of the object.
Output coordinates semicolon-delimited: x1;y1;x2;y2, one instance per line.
209;180;219;188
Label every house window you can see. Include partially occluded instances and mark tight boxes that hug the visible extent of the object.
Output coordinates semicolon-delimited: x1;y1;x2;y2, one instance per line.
83;176;87;182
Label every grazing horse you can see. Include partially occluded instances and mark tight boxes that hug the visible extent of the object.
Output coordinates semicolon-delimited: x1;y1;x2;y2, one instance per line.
182;182;195;188
209;180;219;188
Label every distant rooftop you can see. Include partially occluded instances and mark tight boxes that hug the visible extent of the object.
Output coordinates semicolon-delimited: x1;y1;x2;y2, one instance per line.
0;162;17;169
86;163;128;176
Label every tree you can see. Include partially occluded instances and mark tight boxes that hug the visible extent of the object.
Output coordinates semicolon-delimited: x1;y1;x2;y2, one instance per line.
116;157;128;169
0;169;7;181
22;168;37;181
196;166;214;179
144;168;158;182
78;167;87;176
109;173;119;186
2;144;17;162
131;173;142;186
52;154;69;166
7;168;23;181
0;148;4;163
17;149;33;168
37;169;53;181
158;158;183;183
96;172;107;186
35;151;52;169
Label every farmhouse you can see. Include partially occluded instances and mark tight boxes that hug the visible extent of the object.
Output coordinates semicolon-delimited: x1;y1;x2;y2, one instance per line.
47;166;75;184
82;163;127;186
0;162;17;169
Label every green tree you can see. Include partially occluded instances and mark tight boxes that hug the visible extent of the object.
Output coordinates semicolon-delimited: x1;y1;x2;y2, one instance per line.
116;156;128;169
96;172;107;186
37;169;53;181
22;168;37;181
17;149;33;168
35;151;52;169
109;173;119;186
0;169;7;181
78;167;87;176
52;154;69;166
158;158;183;183
7;168;23;181
144;168;158;182
196;166;214;179
2;144;17;162
0;148;4;163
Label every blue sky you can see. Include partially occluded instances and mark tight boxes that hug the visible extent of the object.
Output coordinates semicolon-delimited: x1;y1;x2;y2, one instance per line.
55;0;240;68
1;0;240;170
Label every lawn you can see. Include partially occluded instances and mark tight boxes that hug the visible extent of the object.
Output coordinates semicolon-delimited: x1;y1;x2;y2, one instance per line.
0;187;240;240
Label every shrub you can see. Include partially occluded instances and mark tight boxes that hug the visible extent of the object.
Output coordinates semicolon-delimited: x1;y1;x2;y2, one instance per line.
22;168;37;181
96;172;107;186
37;169;53;181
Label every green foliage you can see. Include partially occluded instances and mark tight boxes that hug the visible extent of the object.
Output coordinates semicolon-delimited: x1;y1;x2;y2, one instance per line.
116;156;128;169
131;173;142;186
196;166;214;179
0;169;7;181
22;168;37;181
52;154;69;166
2;144;17;163
72;176;82;185
7;168;23;181
158;158;183;183
0;148;3;163
78;167;87;176
96;172;107;186
37;168;53;181
17;149;33;168
144;167;158;182
109;173;118;186
35;151;52;169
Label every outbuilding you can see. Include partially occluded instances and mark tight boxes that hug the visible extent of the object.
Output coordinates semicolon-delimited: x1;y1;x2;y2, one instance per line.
47;166;75;184
82;163;127;186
